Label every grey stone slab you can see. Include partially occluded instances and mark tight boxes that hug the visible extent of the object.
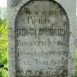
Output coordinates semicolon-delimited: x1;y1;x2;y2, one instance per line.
7;0;76;77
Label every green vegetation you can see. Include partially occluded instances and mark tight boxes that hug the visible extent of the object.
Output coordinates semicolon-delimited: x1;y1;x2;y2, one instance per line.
0;7;8;77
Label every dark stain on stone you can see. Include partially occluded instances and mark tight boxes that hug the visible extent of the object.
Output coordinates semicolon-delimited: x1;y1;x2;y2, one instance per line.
26;69;32;75
55;66;68;77
10;0;21;7
24;8;31;14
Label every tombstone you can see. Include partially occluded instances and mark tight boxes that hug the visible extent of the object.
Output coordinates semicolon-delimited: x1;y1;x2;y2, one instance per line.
7;0;76;77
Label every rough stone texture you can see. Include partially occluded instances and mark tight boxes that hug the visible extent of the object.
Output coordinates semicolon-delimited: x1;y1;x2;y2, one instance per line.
7;0;76;77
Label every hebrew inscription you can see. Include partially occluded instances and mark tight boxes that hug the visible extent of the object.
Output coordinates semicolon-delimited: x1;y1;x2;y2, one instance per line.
15;0;69;77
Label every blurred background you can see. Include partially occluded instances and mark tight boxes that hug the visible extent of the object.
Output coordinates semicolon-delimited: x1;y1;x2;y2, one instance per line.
0;0;77;77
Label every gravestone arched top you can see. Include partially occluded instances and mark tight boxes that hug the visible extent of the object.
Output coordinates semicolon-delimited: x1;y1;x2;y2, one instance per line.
15;0;69;77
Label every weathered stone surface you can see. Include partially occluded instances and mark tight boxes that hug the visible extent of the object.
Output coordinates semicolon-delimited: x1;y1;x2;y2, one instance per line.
7;0;76;77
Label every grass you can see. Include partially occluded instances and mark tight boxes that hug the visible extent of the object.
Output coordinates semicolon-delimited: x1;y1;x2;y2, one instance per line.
0;37;8;77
